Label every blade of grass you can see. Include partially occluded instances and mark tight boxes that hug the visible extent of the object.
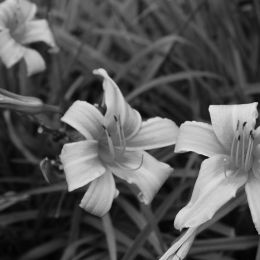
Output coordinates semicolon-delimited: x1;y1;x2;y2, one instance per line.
102;213;117;260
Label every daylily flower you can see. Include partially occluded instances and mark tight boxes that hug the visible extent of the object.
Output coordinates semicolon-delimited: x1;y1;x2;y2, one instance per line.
0;0;58;76
60;68;178;217
173;103;260;233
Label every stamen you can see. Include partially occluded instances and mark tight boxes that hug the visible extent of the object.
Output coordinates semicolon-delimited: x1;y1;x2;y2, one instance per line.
230;135;237;163
102;125;115;160
114;115;126;152
245;130;254;171
223;157;229;177
235;135;240;167
236;120;240;130
241;122;247;169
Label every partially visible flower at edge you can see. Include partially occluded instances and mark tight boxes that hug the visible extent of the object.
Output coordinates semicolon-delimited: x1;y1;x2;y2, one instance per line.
60;68;179;217
159;228;197;260
0;0;58;76
160;103;260;260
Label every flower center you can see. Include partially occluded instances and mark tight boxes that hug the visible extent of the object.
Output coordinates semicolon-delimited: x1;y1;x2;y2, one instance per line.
229;120;254;172
99;115;126;163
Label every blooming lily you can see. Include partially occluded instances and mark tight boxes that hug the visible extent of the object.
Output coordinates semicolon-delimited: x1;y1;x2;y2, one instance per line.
60;68;178;217
0;0;58;75
173;103;260;233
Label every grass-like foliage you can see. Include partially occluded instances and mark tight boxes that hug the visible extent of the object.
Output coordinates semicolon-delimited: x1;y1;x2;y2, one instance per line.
0;0;260;259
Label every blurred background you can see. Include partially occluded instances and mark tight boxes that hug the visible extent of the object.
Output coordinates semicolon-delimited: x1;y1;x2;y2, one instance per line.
1;0;260;259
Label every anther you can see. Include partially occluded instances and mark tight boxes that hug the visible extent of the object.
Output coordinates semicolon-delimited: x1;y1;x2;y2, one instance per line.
242;121;247;128
250;130;254;139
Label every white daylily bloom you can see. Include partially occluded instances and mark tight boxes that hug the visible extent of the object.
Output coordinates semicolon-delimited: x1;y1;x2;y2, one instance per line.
0;0;58;75
60;68;178;217
174;103;260;234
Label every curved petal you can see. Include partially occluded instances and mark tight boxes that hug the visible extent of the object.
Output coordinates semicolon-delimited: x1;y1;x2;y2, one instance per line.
0;0;36;28
112;151;172;204
125;117;179;151
175;121;225;157
0;29;24;68
23;47;46;76
18;20;58;50
0;0;36;29
174;155;247;230
60;140;106;191
61;101;105;140
245;174;260;234
80;171;118;217
93;68;142;139
209;103;258;151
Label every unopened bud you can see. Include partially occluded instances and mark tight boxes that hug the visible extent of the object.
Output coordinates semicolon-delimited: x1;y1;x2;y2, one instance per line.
0;89;44;113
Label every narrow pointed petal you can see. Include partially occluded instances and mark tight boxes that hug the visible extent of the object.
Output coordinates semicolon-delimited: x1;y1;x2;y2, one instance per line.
23;48;46;76
174;155;247;230
61;101;104;140
0;0;36;28
125;117;179;151
112;151;172;204
245;174;260;234
175;121;225;157
209;103;258;151
60;140;106;191
0;29;24;68
19;20;57;50
93;68;142;139
80;171;118;217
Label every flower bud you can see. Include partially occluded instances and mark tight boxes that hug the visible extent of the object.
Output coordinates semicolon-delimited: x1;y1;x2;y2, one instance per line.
0;89;49;114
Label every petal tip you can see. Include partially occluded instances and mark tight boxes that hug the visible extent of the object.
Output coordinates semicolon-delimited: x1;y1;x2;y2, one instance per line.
93;68;109;78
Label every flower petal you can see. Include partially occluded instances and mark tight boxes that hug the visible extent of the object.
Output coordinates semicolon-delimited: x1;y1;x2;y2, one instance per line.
174;155;247;230
60;140;106;191
93;68;142;139
125;117;179;151
175;121;225;157
19;20;58;51
112;151;172;204
209;103;258;151
245;174;260;234
23;47;46;76
159;228;197;260
80;171;118;217
0;0;36;28
61;100;105;140
0;29;24;68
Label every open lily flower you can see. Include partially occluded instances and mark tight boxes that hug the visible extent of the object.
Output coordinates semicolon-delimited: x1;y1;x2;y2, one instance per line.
174;103;260;234
0;0;58;76
60;68;178;217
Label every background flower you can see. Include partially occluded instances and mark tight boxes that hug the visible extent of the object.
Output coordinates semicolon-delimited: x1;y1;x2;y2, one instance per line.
0;0;58;75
